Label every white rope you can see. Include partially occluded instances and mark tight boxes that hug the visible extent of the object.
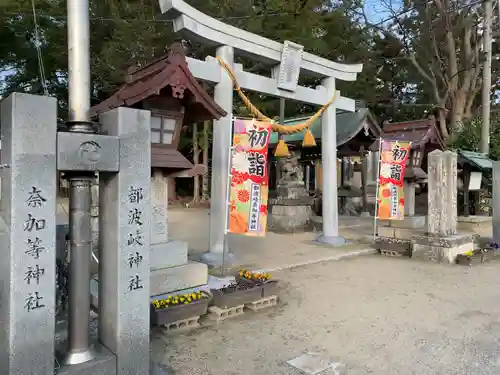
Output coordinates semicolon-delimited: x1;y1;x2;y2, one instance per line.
31;0;48;95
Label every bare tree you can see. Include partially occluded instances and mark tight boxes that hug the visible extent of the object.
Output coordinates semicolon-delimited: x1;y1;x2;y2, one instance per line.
364;0;485;140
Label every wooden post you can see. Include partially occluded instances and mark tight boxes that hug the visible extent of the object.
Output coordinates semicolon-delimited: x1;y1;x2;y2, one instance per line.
462;164;471;217
360;147;369;214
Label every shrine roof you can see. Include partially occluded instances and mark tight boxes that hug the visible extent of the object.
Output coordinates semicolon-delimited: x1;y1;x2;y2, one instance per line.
373;117;445;150
457;150;493;170
152;147;194;170
90;43;226;122
268;108;382;146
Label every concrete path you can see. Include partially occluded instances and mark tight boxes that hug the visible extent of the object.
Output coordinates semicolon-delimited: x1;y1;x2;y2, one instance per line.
152;255;500;375
168;208;376;271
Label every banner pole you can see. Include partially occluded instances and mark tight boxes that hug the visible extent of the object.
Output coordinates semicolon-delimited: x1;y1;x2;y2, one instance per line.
373;137;383;241
221;115;234;277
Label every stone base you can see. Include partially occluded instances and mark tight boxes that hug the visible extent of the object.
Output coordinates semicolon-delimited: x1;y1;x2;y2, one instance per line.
269;205;313;233
150;261;208;296
150;240;188;270
150;361;170;375
380;215;426;229
411;233;478;264
315;234;348;247
56;343;167;375
56;343;116;375
377;226;425;240
200;250;236;267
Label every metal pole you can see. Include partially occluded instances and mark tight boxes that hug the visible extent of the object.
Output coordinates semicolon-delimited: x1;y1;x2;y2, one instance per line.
373;137;383;240
64;0;95;365
65;178;94;365
480;0;493;154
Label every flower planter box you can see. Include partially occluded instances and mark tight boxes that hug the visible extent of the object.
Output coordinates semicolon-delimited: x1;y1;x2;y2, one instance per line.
456;250;495;266
235;276;278;299
235;275;256;288
150;298;209;326
261;280;278;298
210;286;263;309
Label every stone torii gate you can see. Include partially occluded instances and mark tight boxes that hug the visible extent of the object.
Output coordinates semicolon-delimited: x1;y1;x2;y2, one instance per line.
159;0;363;264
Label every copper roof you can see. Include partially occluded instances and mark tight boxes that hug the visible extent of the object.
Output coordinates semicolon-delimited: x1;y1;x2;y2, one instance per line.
90;43;226;122
371;116;445;151
152;147;194;169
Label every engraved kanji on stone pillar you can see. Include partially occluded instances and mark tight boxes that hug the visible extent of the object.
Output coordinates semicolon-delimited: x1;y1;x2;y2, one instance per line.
443;150;457;235
99;107;151;375
427;150;458;236
0;93;57;375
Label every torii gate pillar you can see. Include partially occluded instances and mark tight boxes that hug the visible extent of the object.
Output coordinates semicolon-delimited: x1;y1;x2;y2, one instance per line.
203;45;235;264
316;77;345;245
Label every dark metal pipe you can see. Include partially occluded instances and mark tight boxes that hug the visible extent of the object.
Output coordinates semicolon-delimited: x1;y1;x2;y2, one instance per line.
64;177;94;365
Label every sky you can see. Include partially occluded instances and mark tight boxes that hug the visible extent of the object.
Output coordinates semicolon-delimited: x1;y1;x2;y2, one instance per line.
363;0;401;24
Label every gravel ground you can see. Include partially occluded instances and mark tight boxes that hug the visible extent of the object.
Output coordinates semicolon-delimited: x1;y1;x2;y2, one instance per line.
152;255;500;375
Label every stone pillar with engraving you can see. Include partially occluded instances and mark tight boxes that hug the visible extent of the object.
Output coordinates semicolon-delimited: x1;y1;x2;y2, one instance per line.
0;93;58;375
149;169;207;297
98;107;169;375
412;150;476;263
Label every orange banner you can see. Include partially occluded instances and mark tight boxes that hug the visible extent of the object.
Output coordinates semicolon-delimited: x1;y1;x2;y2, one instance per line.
377;140;411;220
228;119;271;236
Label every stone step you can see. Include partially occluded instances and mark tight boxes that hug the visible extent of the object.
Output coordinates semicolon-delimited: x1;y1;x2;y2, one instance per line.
150;240;188;270
150;261;208;296
90;261;208;309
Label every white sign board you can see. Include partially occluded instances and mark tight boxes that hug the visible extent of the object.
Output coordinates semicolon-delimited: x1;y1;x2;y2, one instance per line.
469;171;482;191
277;41;304;92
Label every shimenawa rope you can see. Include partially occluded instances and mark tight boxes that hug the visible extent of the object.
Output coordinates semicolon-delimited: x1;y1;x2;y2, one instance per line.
216;57;337;135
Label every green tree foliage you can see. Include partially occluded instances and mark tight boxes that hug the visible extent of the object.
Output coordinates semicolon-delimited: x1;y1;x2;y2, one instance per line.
452;115;500;161
0;0;172;118
0;0;388;121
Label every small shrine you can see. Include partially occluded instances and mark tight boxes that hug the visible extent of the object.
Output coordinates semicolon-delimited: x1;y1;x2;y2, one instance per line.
268;108;382;218
91;42;225;199
90;42;226;299
456;150;493;232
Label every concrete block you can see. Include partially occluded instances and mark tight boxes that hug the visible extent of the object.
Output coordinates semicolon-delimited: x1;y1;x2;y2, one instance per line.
379;216;426;229
159;316;200;332
207;305;244;323
379;249;405;257
245;295;278;311
393;216;426;229
150;261;208;296
377;226;395;237
150;240;188;270
393;227;415;240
